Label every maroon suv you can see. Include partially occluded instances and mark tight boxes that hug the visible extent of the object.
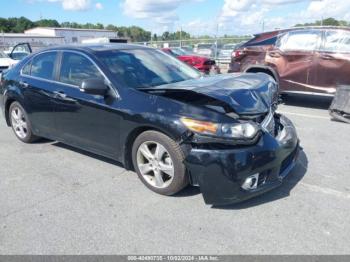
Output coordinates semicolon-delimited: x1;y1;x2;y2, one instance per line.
228;26;350;95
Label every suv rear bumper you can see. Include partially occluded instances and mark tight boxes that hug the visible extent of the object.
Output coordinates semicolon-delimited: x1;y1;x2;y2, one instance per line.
227;61;241;73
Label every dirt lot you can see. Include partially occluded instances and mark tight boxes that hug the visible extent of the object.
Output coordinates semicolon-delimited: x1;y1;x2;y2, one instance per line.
0;95;349;254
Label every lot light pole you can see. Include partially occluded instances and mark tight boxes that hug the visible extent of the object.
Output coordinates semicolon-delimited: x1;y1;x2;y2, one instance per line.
180;26;182;48
215;23;219;61
262;20;265;32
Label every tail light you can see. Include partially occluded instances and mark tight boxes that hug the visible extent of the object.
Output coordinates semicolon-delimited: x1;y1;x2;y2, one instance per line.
232;50;245;59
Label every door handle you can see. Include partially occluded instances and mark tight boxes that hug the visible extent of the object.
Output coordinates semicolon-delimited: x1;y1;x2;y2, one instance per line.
54;90;67;98
19;81;29;88
53;91;77;102
320;54;335;60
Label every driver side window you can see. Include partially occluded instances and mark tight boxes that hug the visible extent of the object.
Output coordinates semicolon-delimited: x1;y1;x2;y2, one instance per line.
59;52;104;87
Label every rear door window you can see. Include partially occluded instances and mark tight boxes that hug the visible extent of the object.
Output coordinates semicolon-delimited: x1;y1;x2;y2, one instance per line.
278;30;322;51
22;61;31;75
323;30;350;53
59;52;104;86
31;52;57;80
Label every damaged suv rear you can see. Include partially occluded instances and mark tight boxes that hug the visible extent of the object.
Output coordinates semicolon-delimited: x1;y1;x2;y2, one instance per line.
1;45;299;205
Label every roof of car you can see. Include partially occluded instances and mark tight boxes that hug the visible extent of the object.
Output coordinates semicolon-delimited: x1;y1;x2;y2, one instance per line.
43;43;151;53
255;26;350;36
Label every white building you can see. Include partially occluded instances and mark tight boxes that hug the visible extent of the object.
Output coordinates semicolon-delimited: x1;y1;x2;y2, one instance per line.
24;27;119;44
0;33;64;51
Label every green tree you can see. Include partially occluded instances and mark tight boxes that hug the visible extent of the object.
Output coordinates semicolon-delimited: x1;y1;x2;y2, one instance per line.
35;19;60;28
162;31;170;40
295;17;350;27
6;17;34;33
106;24;118;31
0;18;10;32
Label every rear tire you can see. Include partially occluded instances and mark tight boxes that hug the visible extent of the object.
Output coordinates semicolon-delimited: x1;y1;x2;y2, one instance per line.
9;101;39;143
132;130;189;196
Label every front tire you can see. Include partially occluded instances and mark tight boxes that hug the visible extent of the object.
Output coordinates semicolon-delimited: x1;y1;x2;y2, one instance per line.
9;102;39;143
132;130;189;196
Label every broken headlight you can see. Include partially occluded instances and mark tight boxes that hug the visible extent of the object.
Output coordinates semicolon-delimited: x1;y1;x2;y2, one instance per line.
181;117;259;139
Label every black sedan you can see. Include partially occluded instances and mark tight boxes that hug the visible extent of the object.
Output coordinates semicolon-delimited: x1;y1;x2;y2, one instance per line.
0;44;299;205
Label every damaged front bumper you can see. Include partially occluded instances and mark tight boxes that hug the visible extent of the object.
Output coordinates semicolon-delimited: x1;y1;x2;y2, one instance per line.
184;114;300;205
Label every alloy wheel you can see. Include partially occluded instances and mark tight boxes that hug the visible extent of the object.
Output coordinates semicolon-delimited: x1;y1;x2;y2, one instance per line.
11;106;28;139
136;141;175;189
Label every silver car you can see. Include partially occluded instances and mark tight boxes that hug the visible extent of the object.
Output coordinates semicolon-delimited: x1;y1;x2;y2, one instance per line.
218;44;237;61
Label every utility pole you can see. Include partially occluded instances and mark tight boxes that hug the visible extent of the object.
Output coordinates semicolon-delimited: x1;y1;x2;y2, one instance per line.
215;23;219;61
2;31;5;49
179;26;182;48
262;20;265;32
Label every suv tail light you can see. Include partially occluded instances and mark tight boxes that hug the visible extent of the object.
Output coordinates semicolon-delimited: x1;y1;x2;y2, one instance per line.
232;50;245;59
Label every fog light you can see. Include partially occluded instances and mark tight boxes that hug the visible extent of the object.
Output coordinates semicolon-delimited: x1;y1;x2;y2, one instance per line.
241;174;259;190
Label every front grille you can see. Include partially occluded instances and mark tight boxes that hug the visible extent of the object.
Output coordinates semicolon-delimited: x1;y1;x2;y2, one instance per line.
258;171;269;186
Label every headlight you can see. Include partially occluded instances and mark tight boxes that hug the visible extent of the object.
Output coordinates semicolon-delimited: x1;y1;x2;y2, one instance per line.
180;117;259;139
180;117;218;135
221;122;258;139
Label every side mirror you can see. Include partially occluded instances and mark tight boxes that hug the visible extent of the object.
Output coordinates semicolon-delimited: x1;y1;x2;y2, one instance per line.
80;78;108;96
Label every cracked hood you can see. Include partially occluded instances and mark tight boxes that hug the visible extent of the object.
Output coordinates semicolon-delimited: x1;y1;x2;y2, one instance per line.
143;73;278;115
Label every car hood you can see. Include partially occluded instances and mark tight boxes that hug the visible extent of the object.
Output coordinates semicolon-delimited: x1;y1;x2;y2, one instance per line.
142;73;278;115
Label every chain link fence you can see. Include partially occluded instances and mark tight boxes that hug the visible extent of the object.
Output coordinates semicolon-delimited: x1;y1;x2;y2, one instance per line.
134;36;250;48
133;36;252;72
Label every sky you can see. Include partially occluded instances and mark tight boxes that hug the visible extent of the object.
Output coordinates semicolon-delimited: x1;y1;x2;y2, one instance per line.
1;0;349;36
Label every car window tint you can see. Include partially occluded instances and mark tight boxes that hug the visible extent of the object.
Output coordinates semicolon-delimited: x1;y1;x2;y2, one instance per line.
98;49;201;89
246;36;277;47
279;30;321;51
12;52;29;60
22;61;31;75
324;30;350;53
59;52;104;86
31;52;57;80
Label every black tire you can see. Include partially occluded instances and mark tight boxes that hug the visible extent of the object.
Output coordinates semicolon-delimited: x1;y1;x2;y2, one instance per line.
9;101;39;143
132;130;189;196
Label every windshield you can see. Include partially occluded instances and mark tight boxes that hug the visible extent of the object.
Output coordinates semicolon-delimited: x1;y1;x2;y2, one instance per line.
98;48;201;89
11;52;29;60
0;51;9;58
